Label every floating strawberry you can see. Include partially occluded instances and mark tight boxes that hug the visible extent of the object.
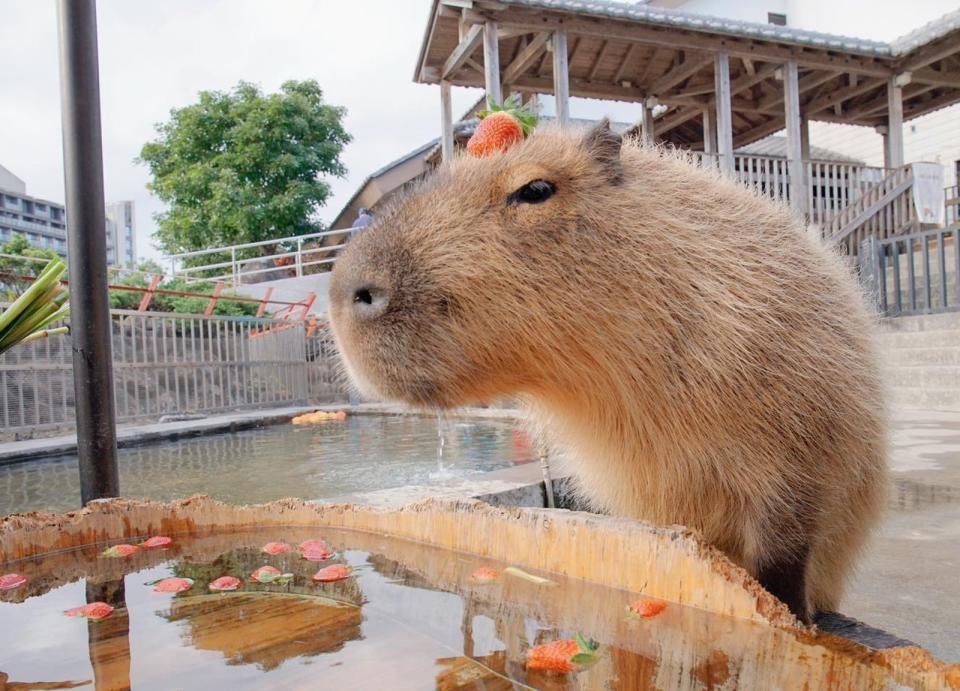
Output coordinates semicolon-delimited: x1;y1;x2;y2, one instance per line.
209;576;242;592
311;564;352;582
299;539;330;553
526;633;599;673
626;598;667;619
262;542;292;556
250;565;293;585
470;567;501;584
101;544;139;558
466;95;537;158
65;602;114;621
0;573;28;590
301;548;334;562
142;536;172;549
152;577;194;593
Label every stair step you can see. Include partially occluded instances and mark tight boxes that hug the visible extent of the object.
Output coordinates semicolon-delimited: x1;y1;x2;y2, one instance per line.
879;311;960;333
876;330;960;348
881;347;960;366
887;365;960;389
889;386;960;412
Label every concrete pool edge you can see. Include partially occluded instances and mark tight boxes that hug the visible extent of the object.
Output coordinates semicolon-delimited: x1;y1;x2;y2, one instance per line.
0;403;522;465
1;495;956;689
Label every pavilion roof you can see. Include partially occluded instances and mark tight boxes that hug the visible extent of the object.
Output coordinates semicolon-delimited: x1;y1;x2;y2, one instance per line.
414;1;960;148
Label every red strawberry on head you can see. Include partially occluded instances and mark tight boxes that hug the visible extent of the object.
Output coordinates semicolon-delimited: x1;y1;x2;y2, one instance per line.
466;95;538;158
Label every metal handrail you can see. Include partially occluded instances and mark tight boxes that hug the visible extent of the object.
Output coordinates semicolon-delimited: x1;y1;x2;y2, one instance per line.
167;227;347;260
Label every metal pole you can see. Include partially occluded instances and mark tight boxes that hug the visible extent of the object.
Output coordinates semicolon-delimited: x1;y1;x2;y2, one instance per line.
56;0;119;504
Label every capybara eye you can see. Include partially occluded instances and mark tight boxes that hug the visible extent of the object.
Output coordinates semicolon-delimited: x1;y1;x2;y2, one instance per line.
508;180;556;205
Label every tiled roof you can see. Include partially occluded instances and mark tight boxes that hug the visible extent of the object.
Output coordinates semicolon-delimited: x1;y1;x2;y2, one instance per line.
499;0;894;55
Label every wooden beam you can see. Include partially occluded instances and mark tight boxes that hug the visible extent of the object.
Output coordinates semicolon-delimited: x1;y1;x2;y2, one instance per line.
553;30;571;126
483;20;502;104
442;24;483;79
857;83;939;117
503;32;549;84
702;108;717;153
732;116;784;148
649;52;713;95
612;44;637;84
910;67;960;89
783;60;807;213
440;81;454;162
588;40;610;81
885;75;904;169
640;100;655;145
483;12;894;77
901;37;960;72
714;52;734;174
655;106;702;136
754;69;840;113
802;76;885;116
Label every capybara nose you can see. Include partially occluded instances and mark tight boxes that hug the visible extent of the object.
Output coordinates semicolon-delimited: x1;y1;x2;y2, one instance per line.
352;283;390;319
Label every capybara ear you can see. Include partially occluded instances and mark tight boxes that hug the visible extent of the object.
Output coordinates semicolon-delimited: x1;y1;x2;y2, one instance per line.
581;118;623;184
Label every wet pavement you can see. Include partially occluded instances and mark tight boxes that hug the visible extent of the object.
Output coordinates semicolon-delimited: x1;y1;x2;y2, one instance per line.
843;409;960;662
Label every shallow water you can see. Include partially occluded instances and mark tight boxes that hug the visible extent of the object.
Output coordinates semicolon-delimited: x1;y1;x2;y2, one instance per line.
0;527;941;690
0;416;535;515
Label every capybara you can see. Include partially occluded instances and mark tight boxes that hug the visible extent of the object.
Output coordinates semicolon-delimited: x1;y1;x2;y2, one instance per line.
328;121;888;622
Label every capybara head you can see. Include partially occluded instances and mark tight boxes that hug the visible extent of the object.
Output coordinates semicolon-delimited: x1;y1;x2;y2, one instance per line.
329;121;629;408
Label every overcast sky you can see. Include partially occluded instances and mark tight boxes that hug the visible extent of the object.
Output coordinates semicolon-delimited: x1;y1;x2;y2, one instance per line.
1;0;957;263
0;0;486;262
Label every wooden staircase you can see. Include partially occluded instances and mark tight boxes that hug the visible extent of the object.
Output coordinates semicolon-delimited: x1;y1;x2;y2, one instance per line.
824;166;918;255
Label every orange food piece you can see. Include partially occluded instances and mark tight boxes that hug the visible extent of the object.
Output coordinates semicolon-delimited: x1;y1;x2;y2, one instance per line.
209;576;241;592
311;564;352;582
526;640;582;673
142;536;172;549
262;542;292;555
626;598;667;619
301;548;334;562
470;567;501;583
65;602;114;620
466;96;537;158
101;544;139;558
299;539;329;552
0;573;27;590
153;577;194;593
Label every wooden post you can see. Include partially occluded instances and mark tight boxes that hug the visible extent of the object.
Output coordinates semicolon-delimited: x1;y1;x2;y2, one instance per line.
640;99;655;145
255;286;274;318
800;115;811;161
204;282;224;317
886;75;905;169
440;80;454;162
702;108;717;154
483;20;501;105
713;52;734;175
783;60;807;214
552;30;570;127
137;273;162;312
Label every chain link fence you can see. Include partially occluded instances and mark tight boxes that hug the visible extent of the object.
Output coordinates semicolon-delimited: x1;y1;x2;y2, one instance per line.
0;309;348;441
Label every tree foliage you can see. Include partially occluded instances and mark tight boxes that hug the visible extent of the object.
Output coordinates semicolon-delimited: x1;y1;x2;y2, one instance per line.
109;261;258;317
139;80;350;256
0;234;60;301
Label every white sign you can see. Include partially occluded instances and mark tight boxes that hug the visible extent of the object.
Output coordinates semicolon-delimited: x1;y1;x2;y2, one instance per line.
911;162;945;226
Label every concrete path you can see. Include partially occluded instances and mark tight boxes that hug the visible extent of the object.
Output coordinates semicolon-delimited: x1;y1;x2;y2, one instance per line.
843;408;960;662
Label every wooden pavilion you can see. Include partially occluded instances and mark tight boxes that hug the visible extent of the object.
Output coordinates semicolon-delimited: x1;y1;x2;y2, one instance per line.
413;0;960;251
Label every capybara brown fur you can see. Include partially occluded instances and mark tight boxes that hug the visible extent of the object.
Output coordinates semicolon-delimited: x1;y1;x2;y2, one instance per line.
328;121;888;622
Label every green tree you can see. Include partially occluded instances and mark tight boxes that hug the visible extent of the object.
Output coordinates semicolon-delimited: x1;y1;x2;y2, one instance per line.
139;80;350;256
0;234;60;300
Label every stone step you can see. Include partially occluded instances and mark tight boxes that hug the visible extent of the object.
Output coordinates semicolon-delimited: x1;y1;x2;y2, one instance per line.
887;365;960;389
876;329;960;349
888;386;960;412
879;311;960;333
882;347;960;366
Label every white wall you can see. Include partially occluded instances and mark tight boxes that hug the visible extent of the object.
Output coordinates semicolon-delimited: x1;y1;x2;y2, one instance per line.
0;163;26;194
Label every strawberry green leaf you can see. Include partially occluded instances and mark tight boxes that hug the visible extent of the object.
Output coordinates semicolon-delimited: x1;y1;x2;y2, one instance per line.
570;653;597;666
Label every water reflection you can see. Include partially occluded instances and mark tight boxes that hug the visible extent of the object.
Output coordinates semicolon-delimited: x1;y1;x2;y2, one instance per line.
86;578;130;691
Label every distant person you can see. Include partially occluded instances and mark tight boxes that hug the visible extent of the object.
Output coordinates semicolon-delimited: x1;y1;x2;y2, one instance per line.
350;208;374;240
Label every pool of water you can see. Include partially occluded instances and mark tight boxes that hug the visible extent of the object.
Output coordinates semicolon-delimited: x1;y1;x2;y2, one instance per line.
0;527;937;690
0;415;535;515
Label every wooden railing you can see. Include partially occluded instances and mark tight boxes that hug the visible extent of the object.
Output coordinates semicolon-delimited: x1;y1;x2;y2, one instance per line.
694;152;889;228
825;165;917;256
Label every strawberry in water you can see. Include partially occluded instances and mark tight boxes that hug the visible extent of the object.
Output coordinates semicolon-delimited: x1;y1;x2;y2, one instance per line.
526;633;599;673
470;567;501;583
311;564;352;582
0;573;27;590
250;565;293;584
262;542;292;556
299;539;333;561
101;544;139;558
466;95;537;158
209;576;242;592
626;598;667;619
65;602;114;621
152;577;194;593
142;536;172;549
